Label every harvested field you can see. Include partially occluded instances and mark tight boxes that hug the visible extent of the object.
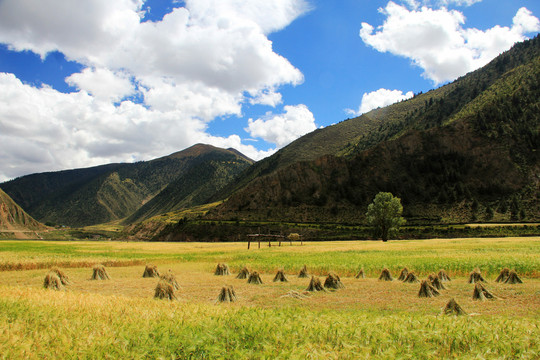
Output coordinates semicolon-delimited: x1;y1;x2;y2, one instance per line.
0;237;539;359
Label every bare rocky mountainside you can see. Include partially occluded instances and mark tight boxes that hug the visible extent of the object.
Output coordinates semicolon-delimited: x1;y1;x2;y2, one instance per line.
0;188;46;237
0;144;253;227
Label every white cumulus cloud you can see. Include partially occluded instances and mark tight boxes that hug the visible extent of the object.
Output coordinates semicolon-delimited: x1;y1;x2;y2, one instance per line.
0;0;309;180
246;104;316;148
346;88;414;116
360;2;540;84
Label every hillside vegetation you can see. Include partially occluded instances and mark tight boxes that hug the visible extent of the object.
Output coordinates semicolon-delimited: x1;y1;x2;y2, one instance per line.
1;144;252;227
0;189;45;234
209;36;540;224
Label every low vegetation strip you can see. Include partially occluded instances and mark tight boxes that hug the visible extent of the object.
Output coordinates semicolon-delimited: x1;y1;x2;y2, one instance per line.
1;237;539;277
1;286;538;359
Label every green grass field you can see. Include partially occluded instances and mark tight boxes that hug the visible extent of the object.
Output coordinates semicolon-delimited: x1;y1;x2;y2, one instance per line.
1;237;539;359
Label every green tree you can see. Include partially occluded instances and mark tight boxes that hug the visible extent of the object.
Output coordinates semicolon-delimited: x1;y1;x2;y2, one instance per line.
366;192;406;242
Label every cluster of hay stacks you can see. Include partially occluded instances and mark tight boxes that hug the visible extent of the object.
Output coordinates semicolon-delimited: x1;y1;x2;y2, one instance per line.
428;274;446;290
496;268;523;284
298;265;309;278
44;267;69;290
355;268;365;279
438;269;451;282
160;270;180;290
397;267;409;281
468;269;485;284
378;268;393;281
143;264;160;278
306;276;325;292
324;273;345;290
403;272;419;283
154;280;177;300
216;286;237;303
247;271;263;284
418;280;440;298
442;298;466;316
273;270;288;282
91;264;110;280
472;283;497;301
214;263;230;276
236;267;250;279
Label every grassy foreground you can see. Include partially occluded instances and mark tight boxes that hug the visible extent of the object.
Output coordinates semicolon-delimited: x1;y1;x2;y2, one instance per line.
0;237;539;359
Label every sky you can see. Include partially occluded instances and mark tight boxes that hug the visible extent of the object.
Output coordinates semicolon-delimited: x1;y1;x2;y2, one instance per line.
0;0;539;182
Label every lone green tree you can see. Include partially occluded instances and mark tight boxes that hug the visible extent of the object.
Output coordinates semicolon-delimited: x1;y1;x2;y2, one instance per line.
366;192;405;242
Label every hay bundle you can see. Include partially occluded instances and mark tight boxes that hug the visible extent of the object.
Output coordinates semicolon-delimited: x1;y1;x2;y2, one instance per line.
281;290;309;299
324;273;345;290
397;267;409;281
403;272;420;283
472;283;497;301
160;270;180;290
418;280;440;298
495;268;510;283
214;263;230;276
378;268;393;281
247;271;263;284
50;267;69;285
43;272;64;290
430;276;446;290
154;280;177;300
468;269;485;284
236;267;250;279
504;270;523;284
91;264;110;280
142;264;160;278
442;298;466;316
216;286;237;303
437;269;451;282
273;270;288;282
355;268;365;279
306;276;325;292
298;265;309;278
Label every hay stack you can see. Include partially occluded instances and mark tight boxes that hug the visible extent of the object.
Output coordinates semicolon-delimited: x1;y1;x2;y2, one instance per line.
324;273;345;290
160;270;180;290
430;275;446;290
216;286;237;303
403;272;420;283
50;267;69;285
306;276;325;292
91;264;110;280
298;265;309;278
43;272;64;290
281;290;309;299
273;270;288;282
236;267;250;279
154;280;177;300
247;271;263;284
495;268;510;283
355;268;365;279
378;268;393;281
214;263;230;276
142;264;160;278
418;280;440;298
472;283;497;301
468;269;485;284
437;269;451;282
442;298;466;316
397;267;409;281
504;270;523;284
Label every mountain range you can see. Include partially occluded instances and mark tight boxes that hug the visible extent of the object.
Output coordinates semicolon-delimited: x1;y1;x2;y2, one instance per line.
0;188;45;238
1;36;539;230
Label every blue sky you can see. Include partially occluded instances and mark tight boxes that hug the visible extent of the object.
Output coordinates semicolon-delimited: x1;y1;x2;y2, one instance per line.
0;0;538;181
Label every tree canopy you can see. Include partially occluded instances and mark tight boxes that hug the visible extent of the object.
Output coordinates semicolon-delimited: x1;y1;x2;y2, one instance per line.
366;192;405;242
